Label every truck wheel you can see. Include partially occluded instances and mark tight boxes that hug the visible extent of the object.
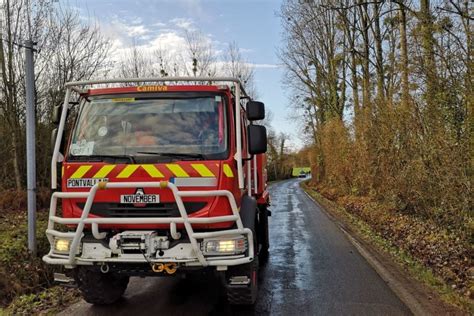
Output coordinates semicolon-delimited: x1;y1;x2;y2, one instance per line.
73;267;129;305
258;206;270;264
225;256;259;305
226;211;259;305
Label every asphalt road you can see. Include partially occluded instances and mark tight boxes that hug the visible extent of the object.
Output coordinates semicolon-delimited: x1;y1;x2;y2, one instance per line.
60;178;411;316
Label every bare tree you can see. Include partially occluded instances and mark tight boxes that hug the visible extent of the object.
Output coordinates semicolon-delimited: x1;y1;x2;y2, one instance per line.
183;30;217;77
0;0;53;189
222;41;257;98
0;0;111;189
117;42;155;80
398;0;410;107
279;0;472;236
420;0;439;111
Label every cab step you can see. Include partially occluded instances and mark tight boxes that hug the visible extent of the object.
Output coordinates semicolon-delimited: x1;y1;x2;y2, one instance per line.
54;272;77;288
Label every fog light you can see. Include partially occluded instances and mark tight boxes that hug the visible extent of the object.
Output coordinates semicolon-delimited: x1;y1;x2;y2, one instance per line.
54;238;71;253
202;237;247;255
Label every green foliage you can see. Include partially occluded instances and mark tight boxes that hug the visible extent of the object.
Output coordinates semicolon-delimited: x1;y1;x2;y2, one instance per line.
0;207;80;313
292;167;311;177
0;209;55;306
5;286;79;315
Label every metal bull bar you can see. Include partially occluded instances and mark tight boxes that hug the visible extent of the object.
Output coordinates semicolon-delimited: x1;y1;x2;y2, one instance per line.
43;181;254;267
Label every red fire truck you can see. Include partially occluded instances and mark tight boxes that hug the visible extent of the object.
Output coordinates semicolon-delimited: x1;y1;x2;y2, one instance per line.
43;77;270;305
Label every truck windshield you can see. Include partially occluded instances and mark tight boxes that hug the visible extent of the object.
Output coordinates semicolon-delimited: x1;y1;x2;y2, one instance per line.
68;94;228;160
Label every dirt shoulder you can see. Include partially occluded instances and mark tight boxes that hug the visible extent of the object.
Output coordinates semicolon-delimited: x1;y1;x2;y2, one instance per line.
301;181;472;315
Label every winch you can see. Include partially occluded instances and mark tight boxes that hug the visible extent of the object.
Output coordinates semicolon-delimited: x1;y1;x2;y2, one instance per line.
109;231;169;256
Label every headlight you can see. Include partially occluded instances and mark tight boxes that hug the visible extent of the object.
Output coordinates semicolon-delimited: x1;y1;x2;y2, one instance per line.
53;238;71;254
202;236;247;255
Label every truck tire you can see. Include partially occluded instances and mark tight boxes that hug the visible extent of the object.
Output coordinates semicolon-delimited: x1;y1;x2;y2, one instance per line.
226;202;259;305
73;267;129;305
258;206;270;264
226;256;259;305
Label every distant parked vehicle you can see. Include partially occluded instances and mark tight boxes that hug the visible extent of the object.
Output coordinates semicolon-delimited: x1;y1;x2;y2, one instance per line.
292;167;310;178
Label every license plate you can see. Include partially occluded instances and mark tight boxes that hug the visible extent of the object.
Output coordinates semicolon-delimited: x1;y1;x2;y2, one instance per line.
120;193;159;204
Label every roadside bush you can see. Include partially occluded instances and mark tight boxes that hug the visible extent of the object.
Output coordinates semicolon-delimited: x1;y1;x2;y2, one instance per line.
0;209;55;306
5;286;78;315
0;188;51;212
312;103;471;231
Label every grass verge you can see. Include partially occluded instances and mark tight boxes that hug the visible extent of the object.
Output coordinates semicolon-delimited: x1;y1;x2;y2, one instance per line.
1;287;79;315
301;181;472;313
0;209;80;315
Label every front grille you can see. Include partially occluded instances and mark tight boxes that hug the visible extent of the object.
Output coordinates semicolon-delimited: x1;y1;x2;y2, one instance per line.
76;202;207;218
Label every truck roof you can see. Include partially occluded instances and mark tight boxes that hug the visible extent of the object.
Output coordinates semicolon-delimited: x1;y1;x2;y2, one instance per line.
85;85;230;96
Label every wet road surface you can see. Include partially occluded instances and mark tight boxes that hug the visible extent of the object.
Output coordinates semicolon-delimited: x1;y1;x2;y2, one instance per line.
60;179;411;315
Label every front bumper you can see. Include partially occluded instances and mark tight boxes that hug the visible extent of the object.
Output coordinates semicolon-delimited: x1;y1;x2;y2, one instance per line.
43;181;254;268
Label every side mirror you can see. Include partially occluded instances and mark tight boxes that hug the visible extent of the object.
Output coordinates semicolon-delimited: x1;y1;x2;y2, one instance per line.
246;101;265;121
247;125;267;154
52;105;62;125
51;128;58;153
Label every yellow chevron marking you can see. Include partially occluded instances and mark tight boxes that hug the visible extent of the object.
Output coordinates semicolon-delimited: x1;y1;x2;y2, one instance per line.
223;164;234;178
70;165;92;179
167;164;189;177
116;165;139;178
142;164;164;178
93;165;116;178
191;164;215;177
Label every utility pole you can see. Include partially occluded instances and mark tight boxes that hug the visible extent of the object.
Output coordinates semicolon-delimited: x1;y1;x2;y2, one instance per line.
25;39;37;256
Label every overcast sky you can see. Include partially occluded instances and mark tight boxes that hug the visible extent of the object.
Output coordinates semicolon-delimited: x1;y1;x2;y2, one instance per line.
59;0;303;149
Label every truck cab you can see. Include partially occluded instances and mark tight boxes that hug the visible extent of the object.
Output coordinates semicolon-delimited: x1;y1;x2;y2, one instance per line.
43;78;270;305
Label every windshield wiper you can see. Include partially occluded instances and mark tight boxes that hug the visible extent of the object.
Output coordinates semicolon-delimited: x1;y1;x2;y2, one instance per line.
136;152;206;160
69;154;136;163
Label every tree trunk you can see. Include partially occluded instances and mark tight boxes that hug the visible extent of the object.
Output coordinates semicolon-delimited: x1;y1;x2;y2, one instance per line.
461;0;472;123
420;0;438;110
399;2;410;107
349;7;360;136
339;21;347;120
0;0;22;190
373;1;385;102
11;129;22;190
359;0;371;108
278;135;286;178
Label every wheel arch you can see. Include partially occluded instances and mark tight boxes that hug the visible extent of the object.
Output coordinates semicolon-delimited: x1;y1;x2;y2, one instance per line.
239;195;257;230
